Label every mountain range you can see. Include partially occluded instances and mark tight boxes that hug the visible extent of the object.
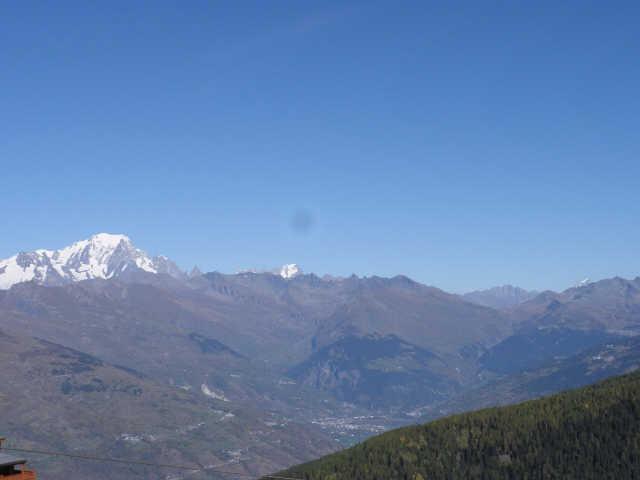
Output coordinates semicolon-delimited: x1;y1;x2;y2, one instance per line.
1;233;639;478
0;233;300;289
0;233;185;289
462;284;539;309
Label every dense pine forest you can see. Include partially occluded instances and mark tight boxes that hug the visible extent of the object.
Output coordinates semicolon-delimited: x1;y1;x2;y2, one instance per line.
277;370;640;479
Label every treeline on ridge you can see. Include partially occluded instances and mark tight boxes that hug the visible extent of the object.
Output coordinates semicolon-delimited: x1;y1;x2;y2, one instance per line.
276;369;640;479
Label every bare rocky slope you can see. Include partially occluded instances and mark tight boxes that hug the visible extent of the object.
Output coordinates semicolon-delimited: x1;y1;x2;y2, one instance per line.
0;330;335;480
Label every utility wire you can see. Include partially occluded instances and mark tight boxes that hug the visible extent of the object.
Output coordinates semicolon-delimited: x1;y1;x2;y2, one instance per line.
0;446;303;480
1;446;199;471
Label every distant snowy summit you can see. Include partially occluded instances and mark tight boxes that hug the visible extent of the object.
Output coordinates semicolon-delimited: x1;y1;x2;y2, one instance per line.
237;263;303;280
0;233;185;290
576;277;592;288
279;263;302;279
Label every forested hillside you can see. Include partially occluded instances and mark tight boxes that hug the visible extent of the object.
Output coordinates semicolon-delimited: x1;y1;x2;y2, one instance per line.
278;371;640;479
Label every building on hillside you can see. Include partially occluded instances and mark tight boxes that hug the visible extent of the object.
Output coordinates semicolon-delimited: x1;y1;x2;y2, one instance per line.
0;439;36;479
0;454;36;479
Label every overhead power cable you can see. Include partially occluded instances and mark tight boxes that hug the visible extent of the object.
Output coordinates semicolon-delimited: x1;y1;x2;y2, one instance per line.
0;446;303;479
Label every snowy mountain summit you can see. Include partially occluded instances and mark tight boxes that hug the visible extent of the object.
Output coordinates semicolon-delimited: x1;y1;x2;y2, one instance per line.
0;233;184;290
575;277;592;288
279;263;302;279
237;264;303;279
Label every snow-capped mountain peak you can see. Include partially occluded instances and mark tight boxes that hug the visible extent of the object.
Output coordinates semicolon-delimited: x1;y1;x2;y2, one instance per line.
236;264;303;279
0;233;184;289
280;263;302;279
576;277;592;288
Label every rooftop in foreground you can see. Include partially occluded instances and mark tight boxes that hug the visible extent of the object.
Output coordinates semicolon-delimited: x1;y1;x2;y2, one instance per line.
0;454;26;468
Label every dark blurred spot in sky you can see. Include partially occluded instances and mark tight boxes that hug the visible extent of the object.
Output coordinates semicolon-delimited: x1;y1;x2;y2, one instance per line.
290;210;315;235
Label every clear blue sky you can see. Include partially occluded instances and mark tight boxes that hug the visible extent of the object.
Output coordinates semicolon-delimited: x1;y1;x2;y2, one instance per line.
2;1;639;292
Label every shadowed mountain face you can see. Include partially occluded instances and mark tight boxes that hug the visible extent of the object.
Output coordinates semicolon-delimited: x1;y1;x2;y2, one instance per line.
412;279;640;422
511;277;640;333
474;277;640;378
479;327;623;375
0;331;336;480
430;335;640;420
288;334;458;410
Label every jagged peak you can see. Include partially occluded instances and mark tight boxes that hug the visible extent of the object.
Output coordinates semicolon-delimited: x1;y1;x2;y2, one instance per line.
189;266;203;278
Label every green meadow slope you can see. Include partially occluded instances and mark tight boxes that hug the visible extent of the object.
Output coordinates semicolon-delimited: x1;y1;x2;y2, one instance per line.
277;370;640;479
